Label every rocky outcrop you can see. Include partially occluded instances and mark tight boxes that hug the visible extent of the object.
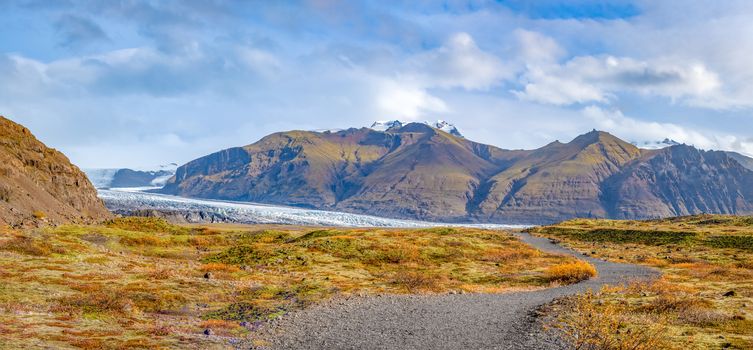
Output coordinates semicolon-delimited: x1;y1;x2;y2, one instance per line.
0;116;112;227
161;125;753;224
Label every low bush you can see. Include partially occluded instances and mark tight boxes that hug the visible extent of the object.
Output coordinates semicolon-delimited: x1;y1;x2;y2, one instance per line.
545;261;597;283
551;291;671;350
391;270;443;292
203;302;278;322
704;235;753;251
105;217;190;235
0;235;65;256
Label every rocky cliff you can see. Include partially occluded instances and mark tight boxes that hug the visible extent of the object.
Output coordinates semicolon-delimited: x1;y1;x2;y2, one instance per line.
161;125;753;224
0;116;112;227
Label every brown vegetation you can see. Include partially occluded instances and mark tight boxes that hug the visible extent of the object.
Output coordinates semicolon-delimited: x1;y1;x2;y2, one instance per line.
0;218;580;349
533;215;753;349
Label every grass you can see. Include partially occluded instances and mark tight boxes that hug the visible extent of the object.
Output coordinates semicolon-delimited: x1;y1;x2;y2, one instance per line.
530;214;753;349
0;217;581;349
544;261;596;284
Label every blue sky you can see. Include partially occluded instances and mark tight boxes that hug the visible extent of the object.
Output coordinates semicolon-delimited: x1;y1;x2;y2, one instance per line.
1;0;753;168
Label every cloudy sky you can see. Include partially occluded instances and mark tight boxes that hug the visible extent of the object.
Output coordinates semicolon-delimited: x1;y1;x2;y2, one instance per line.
2;0;753;168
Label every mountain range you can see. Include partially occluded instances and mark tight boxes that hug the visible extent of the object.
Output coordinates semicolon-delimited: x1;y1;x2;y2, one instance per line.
0;117;111;226
159;121;753;224
85;164;177;189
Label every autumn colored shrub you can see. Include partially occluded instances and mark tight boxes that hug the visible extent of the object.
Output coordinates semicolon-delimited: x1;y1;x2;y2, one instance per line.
551;290;671;350
391;270;443;292
0;235;65;256
545;261;597;283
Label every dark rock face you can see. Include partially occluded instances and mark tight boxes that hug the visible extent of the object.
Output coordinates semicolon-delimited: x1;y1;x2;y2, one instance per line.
0;116;112;227
160;126;753;224
603;146;753;219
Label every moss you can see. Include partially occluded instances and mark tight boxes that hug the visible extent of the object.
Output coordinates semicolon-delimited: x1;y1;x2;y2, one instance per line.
202;244;302;266
535;227;697;246
704;236;753;251
234;229;292;244
289;229;343;242
203;302;283;322
418;227;459;235
104;217;191;235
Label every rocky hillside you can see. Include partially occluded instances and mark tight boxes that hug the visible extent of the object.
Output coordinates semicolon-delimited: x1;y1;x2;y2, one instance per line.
161;124;753;224
0;116;111;226
162;124;529;222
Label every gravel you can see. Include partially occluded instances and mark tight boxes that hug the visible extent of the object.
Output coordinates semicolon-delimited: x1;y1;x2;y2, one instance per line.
254;231;659;350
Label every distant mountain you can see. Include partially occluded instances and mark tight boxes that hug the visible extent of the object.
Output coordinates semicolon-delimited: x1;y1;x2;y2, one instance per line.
633;138;681;149
160;124;753;224
85;164;177;189
0;116;111;226
726;151;753;171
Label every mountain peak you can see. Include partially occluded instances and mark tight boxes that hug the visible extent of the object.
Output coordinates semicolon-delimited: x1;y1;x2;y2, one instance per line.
368;119;463;137
633;138;682;150
569;129;626;147
369;120;403;131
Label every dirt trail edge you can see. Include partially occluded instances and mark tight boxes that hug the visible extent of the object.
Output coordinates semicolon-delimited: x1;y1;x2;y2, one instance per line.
257;231;659;350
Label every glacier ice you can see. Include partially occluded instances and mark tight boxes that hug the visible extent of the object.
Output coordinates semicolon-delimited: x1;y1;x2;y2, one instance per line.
99;189;527;229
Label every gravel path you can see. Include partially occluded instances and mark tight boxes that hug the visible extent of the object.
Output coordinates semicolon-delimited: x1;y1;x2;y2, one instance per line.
256;232;659;350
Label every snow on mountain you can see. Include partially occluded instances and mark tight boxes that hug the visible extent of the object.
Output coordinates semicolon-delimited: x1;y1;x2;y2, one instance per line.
428;120;463;138
369;119;463;137
84;163;177;189
633;138;681;150
369;120;403;131
83;168;119;189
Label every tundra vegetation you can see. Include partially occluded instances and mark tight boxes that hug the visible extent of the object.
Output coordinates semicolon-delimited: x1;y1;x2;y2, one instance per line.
530;215;753;349
0;218;580;349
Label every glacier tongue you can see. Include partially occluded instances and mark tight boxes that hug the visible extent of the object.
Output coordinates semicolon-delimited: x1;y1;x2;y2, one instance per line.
99;189;526;229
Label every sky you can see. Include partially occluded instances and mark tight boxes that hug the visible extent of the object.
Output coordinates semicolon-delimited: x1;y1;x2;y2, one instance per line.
2;0;753;168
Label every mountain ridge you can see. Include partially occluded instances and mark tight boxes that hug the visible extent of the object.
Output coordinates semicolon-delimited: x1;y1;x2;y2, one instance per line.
160;123;753;224
0;116;112;227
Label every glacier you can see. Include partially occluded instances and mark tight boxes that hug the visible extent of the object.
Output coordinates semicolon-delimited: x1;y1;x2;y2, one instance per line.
99;188;528;229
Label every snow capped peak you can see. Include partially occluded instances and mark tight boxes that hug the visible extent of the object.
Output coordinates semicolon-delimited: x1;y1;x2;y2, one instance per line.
427;120;463;138
370;120;403;131
368;119;463;137
633;138;681;150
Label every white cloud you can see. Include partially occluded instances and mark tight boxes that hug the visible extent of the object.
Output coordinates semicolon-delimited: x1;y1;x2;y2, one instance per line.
583;105;753;157
374;78;448;120
408;32;511;90
514;55;721;106
514;29;564;64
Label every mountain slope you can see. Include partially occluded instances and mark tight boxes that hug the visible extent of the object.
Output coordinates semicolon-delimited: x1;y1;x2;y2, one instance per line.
726;151;753;171
0;116;111;226
473;131;643;223
603;146;753;219
161;124;528;221
161;126;753;224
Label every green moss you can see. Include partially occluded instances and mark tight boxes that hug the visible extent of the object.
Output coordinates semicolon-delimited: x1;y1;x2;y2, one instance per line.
294;237;370;259
234;230;292;244
104;217;191;235
289;229;343;242
418;227;459;235
704;236;753;251
202;302;278;321
535;227;697;246
202;244;302;266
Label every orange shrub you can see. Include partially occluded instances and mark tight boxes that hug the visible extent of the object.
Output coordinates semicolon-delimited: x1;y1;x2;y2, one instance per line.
200;263;241;273
545;261;597;284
